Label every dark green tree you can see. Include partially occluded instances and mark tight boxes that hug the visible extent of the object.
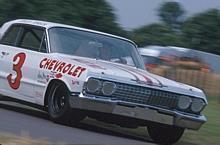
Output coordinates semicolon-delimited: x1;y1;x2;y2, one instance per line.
158;2;184;30
182;9;220;54
131;23;183;47
130;2;185;47
0;0;127;37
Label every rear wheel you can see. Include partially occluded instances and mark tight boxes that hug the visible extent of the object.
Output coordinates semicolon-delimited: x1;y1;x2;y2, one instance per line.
148;124;184;145
47;82;85;125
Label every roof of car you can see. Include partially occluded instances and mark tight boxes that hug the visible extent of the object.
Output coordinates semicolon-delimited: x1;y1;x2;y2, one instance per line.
3;19;134;44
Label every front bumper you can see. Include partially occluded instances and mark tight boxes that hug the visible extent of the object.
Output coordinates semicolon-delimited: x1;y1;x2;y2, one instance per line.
69;94;207;130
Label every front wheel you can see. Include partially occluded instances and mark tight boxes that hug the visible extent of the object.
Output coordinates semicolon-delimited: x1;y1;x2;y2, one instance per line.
148;124;184;145
47;82;85;125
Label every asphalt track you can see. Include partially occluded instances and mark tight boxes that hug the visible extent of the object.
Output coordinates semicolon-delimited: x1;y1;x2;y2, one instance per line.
0;101;156;145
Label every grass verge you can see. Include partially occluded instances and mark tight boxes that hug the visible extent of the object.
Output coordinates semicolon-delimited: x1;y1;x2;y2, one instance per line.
0;133;49;145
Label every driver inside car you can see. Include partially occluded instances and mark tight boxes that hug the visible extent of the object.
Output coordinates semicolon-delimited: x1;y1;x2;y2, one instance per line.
98;43;128;65
98;43;112;60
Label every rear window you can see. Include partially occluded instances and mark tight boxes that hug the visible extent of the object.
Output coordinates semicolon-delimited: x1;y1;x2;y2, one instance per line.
1;25;21;46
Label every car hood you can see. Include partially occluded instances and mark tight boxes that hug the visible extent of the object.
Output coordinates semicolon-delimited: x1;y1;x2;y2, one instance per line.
55;54;207;101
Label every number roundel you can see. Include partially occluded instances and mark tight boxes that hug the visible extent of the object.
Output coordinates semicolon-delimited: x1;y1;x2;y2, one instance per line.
7;53;26;90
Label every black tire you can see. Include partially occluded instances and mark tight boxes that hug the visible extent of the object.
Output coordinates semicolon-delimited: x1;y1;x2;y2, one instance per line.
47;82;85;125
148;124;184;145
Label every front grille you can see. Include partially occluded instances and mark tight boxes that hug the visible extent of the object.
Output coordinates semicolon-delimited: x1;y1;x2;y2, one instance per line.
111;83;179;109
84;79;180;110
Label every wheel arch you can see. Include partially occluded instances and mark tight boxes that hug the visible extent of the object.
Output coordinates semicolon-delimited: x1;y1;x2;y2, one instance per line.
44;79;70;107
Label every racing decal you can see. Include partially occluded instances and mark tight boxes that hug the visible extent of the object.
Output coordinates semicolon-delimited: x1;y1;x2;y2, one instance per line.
37;71;48;83
37;71;66;83
55;73;63;79
133;69;163;87
129;69;153;84
7;53;26;90
116;64;154;85
110;63;153;84
112;63;164;87
72;58;106;70
39;58;86;78
111;64;140;82
134;70;164;87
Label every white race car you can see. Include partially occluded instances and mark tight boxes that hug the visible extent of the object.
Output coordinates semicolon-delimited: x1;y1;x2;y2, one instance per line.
0;19;207;144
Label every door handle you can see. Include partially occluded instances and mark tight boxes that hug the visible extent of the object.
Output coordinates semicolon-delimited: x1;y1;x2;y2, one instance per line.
1;51;9;56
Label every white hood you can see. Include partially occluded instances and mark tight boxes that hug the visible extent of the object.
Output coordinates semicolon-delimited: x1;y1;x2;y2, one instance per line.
56;54;207;102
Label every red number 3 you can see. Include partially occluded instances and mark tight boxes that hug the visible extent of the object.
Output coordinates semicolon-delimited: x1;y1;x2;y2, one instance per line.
7;53;26;90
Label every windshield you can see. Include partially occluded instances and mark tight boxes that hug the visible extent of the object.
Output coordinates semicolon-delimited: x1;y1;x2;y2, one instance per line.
142;55;162;65
48;27;145;69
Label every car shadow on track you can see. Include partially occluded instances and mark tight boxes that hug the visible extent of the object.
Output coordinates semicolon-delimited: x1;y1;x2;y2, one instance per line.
0;101;155;144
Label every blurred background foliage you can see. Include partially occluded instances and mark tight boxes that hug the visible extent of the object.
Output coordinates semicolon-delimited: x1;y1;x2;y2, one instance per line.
0;0;128;37
132;2;220;55
0;0;219;54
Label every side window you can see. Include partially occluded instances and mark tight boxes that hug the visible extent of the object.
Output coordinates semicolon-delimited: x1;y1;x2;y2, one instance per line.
18;26;47;52
1;25;21;46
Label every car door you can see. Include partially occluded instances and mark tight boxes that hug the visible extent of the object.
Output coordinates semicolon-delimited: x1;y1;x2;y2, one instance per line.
0;24;48;104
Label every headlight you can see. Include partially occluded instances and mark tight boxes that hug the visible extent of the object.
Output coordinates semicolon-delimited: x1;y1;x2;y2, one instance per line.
178;96;192;110
102;81;116;96
86;78;102;93
191;98;206;113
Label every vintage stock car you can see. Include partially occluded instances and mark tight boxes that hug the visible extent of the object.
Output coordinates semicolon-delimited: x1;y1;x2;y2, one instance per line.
0;19;207;144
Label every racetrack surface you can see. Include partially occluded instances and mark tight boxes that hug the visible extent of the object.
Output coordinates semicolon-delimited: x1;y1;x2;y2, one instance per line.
0;101;156;145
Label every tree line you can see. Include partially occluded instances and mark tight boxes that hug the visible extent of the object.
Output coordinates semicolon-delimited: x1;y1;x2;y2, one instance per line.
0;0;127;37
0;0;219;55
132;2;220;55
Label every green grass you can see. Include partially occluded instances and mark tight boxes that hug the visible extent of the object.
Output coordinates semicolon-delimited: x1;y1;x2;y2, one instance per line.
177;101;220;145
84;100;220;145
0;133;49;145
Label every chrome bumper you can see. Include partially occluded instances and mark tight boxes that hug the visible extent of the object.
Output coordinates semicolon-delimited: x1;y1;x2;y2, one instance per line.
69;94;207;130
